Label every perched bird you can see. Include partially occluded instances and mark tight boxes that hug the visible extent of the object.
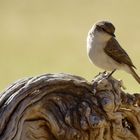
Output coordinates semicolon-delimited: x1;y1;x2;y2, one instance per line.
87;20;140;84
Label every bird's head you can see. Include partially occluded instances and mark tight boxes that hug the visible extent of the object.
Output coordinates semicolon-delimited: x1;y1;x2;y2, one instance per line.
89;21;116;41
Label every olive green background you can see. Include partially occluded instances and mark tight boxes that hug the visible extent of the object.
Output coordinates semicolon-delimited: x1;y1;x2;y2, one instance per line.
0;0;140;92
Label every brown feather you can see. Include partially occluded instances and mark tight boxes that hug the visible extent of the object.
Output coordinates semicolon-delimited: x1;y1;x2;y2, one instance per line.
104;37;136;69
129;66;140;84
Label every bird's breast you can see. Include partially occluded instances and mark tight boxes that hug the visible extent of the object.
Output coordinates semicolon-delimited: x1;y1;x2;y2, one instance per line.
87;36;120;71
87;36;106;63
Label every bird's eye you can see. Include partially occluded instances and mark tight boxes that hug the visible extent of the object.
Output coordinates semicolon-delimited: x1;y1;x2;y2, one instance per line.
102;28;106;32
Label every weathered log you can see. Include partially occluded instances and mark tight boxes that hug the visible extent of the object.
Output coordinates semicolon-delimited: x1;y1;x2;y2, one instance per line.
0;72;140;140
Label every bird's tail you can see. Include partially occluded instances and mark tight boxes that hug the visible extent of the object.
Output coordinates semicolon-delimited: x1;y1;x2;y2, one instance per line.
129;67;140;84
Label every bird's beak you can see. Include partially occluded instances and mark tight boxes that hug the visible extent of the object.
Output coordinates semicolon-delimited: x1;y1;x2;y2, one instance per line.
112;33;115;37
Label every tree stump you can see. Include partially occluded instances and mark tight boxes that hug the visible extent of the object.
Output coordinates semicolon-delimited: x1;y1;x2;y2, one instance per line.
0;73;140;140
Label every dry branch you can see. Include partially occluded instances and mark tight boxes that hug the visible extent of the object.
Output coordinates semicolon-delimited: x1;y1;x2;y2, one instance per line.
0;73;140;140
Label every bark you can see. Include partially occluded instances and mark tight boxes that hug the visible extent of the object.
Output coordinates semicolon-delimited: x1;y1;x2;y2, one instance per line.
0;72;140;140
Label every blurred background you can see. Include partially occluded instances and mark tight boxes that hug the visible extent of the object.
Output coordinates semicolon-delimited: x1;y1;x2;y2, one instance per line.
0;0;140;92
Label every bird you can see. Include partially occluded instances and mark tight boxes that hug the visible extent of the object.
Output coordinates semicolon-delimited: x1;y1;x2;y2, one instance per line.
87;20;140;84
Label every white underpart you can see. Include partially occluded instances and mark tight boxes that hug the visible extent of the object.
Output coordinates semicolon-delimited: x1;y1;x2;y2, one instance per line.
87;26;131;74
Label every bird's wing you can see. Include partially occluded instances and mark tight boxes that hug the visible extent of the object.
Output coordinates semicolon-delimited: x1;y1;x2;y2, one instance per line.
104;37;136;68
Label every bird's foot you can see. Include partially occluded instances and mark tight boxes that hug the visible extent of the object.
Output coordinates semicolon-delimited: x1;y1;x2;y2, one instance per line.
91;70;115;92
107;69;116;78
103;71;107;74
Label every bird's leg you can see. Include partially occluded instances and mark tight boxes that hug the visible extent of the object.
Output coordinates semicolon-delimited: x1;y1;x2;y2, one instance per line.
107;69;116;78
